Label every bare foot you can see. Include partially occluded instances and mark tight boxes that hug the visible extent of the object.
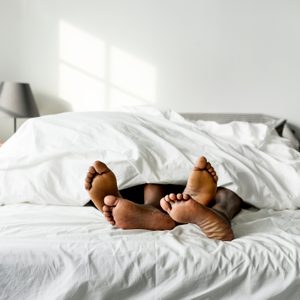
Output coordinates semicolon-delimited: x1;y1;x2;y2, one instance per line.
103;195;176;230
183;156;218;206
84;161;121;212
160;193;234;241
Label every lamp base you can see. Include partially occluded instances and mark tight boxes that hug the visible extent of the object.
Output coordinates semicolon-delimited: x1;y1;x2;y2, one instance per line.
14;117;17;133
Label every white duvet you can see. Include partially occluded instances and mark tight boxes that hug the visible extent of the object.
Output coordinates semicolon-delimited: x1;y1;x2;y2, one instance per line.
0;204;300;300
1;108;300;300
0;107;299;209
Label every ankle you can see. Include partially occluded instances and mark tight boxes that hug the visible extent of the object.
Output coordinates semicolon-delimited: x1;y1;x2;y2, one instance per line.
211;206;231;224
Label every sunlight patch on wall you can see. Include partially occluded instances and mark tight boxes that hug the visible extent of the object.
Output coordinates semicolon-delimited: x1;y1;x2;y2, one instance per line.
59;64;105;111
110;88;148;109
111;47;156;104
59;20;157;111
59;21;106;78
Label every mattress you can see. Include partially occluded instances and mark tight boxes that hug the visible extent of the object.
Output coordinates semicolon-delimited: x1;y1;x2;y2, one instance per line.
0;204;299;300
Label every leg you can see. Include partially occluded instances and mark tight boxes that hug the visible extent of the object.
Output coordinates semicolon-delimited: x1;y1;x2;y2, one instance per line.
143;184;183;209
211;187;243;221
143;184;165;208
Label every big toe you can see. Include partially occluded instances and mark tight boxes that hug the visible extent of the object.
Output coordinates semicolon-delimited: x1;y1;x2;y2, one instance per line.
93;161;110;174
104;195;120;207
195;156;207;169
160;198;172;213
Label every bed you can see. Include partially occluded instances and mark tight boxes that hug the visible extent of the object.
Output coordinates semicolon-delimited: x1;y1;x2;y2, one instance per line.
0;106;300;300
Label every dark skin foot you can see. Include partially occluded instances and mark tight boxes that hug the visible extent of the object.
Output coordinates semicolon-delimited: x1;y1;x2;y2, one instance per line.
84;161;121;212
183;156;218;206
84;158;242;238
160;193;234;241
103;195;176;230
85;163;176;229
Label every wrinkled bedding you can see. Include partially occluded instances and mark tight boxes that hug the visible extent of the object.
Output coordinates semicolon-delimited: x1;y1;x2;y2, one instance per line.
0;108;300;209
0;204;300;300
1;107;300;300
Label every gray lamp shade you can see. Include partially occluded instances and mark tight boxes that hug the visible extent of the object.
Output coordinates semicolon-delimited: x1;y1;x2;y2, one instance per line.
0;82;40;118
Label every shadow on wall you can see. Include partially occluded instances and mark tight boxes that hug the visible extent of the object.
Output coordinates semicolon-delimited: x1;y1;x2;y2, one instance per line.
58;20;157;111
36;93;72;115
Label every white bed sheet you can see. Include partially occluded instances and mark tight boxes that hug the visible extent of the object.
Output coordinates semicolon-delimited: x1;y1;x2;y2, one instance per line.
1;204;299;300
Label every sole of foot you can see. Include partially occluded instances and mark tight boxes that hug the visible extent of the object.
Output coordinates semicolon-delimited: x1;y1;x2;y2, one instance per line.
103;195;176;230
183;156;218;206
84;161;121;212
160;193;234;241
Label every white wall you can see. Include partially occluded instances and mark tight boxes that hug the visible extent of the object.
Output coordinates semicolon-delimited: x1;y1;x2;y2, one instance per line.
1;0;300;140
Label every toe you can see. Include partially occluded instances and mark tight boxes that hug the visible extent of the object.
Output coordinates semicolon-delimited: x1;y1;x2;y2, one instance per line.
177;193;183;200
206;162;211;170
104;212;111;218
160;198;172;212
88;166;96;174
85;182;91;190
214;175;218;182
85;177;92;183
196;156;207;169
104;212;114;222
164;195;171;202
206;162;212;170
169;193;176;201
104;195;120;207
183;193;190;200
103;205;112;212
103;204;116;224
86;172;94;179
93;161;110;174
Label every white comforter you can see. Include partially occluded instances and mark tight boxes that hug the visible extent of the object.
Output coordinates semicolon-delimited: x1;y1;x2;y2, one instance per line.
0;204;300;300
1;108;300;299
0;108;300;209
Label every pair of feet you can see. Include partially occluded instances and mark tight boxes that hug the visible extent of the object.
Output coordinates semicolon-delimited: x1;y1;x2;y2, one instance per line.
85;156;234;241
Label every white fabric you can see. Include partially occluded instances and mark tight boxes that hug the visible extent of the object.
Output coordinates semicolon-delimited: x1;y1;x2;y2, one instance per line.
0;108;300;209
0;204;299;300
